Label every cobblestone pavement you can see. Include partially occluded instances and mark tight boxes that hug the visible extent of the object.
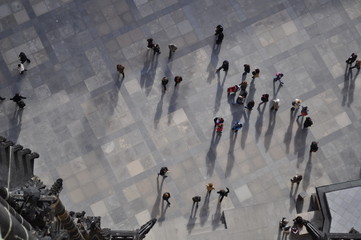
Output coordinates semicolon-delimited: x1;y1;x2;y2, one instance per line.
1;0;361;239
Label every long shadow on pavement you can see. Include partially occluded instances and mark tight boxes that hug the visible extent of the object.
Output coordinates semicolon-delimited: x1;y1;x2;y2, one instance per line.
264;109;276;151
284;108;298;154
206;128;221;177
255;103;266;143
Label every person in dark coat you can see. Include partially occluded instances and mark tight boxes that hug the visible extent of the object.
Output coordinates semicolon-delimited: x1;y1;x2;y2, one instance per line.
161;77;168;92
213;117;224;127
192;196;201;206
174;76;182;87
116;64;125;78
245;100;255;110
10;93;26;109
153;44;161;54
258;94;269;108
215;25;223;36
216;32;224;45
290;175;302;184
303;117;313;128
217;187;229;203
310;142;319;152
19;52;31;64
147;38;154;49
346;53;357;64
216;60;229;72
243;64;250;74
158;167;169;178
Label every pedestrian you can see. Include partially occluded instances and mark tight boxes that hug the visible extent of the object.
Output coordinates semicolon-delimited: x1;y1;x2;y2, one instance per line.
240;81;248;91
297;106;308;119
270;98;280;111
206;183;215;195
214;25;223;36
10;93;26;109
346;53;357;65
258;94;269;108
310;141;318;152
153;44;161;54
174;76;182;87
162;192;171;206
17;63;27;74
290;174;303;184
243;64;250;74
217;187;229;203
273;72;284;86
116;64;125;78
232;121;243;132
245;100;255;110
303;117;313;128
283;226;291;236
0;96;5;101
279;217;289;230
213;117;224;127
161;77;168;92
147;38;154;49
291;99;302;111
168;44;177;58
227;84;239;95
349;59;361;70
251;68;260;79
216;60;229;72
216;123;223;134
158;167;169;178
192;196;201;206
216;32;224;45
19;52;31;64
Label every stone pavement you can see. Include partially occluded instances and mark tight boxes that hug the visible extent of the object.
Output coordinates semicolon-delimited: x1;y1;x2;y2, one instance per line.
0;0;361;239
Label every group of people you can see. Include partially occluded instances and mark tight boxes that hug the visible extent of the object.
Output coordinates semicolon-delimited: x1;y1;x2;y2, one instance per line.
157;166;230;207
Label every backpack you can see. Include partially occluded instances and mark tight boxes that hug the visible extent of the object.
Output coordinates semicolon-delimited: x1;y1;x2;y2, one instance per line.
18;100;26;108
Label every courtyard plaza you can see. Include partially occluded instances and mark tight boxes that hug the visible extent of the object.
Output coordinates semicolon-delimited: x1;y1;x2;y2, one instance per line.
0;0;361;239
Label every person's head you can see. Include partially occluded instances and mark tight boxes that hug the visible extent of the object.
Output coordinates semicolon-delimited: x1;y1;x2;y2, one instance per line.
296;99;302;104
18;64;21;67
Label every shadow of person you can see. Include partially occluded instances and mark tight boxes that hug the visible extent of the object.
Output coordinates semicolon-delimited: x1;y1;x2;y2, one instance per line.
241;109;251;149
212;201;222;230
225;129;237;178
167;85;179;125
158;199;170;226
242;72;247;81
154;92;165;129
273;80;282;98
206;40;221;83
302;152;313;190
140;52;152;89
341;69;352;106
145;54;159;96
151;176;165;218
289;182;300;213
206;128;220;177
199;193;210;226
247;79;256;102
7;107;23;144
214;73;224;114
255;103;266;143
264;109;277;151
284;109;297;154
294;119;308;168
187;202;198;234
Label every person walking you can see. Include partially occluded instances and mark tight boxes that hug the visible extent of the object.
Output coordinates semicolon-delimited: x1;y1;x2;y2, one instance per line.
270;98;280;111
251;68;260;79
161;77;169;92
174;76;182;87
279;217;289;230
0;96;5;101
214;25;223;36
147;38;154;49
349;59;361;70
158;167;169;178
192;196;201;206
216;32;224;45
303;117;313;128
240;81;248;91
291;99;302;111
116;64;125;78
310;141;318;152
245;100;255;110
19;52;31;64
273;72;284;86
162;192;171;206
17;63;27;74
217;187;229;203
297;106;309;119
243;64;250;74
346;53;357;65
168;44;177;58
290;174;303;184
213;117;224;127
258;94;269;108
206;183;215;195
232;121;243;132
153;44;161;54
216;60;229;72
10;93;26;108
